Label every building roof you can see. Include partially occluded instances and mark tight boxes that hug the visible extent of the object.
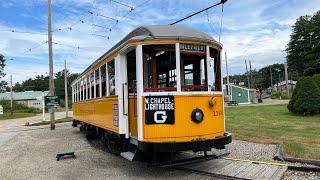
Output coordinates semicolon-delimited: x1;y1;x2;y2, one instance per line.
230;84;255;91
274;80;297;86
0;91;50;101
74;25;221;84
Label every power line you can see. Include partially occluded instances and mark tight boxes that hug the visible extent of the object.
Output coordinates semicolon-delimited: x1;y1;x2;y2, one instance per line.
8;41;48;61
0;29;47;36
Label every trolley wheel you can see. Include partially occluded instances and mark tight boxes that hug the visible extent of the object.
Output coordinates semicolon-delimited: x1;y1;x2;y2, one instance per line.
80;124;84;132
104;134;122;155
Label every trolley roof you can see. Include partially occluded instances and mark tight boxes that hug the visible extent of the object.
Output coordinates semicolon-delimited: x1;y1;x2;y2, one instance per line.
74;25;221;83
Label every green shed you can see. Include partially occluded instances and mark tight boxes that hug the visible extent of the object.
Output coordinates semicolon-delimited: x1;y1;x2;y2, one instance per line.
229;85;255;104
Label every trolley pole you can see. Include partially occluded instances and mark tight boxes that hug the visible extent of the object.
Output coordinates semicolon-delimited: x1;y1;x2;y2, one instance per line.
10;75;13;115
48;0;55;130
64;59;68;118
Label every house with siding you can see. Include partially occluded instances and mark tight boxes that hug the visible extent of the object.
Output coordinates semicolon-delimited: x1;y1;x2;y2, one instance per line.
0;91;50;109
224;84;256;104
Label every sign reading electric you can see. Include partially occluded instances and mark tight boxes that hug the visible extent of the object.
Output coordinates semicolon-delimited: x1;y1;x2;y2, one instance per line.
145;96;174;124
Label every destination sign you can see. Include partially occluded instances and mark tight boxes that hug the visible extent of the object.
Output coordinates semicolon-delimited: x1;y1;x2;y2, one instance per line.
180;43;206;54
145;96;175;124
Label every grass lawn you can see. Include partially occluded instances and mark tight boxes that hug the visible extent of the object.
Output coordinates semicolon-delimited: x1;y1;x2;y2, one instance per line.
0;113;36;120
31;117;73;126
225;104;320;159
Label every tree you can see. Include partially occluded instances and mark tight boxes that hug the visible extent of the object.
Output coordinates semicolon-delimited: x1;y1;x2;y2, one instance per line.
0;54;5;77
0;81;8;93
313;74;320;88
286;11;320;76
288;76;320;115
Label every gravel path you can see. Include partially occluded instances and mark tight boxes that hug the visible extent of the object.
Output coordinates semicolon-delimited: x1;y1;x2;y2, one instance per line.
0;123;223;180
0;122;318;179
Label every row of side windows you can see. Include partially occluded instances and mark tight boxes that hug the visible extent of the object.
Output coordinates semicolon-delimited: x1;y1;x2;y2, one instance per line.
72;59;115;103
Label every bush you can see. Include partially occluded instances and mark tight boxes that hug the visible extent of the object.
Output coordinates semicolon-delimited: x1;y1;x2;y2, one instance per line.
313;74;320;88
271;92;280;99
0;99;41;114
288;76;320;115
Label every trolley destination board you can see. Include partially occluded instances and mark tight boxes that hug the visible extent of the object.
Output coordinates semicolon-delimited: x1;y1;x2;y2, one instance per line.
145;96;175;124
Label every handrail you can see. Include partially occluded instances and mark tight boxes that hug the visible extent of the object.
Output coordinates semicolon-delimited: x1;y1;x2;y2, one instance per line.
122;83;127;116
133;80;137;117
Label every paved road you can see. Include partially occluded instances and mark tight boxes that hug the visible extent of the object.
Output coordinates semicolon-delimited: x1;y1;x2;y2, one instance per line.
0;111;73;133
0;111;73;147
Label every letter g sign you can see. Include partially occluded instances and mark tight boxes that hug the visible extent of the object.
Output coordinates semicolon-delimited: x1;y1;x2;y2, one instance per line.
154;111;167;123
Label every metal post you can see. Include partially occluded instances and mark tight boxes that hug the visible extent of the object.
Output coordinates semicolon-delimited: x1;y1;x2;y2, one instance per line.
10;75;13;115
42;91;45;121
225;52;231;101
64;60;68;118
48;0;55;130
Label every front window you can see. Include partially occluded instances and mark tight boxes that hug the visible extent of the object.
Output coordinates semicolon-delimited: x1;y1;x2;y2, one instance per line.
180;43;207;91
143;44;176;92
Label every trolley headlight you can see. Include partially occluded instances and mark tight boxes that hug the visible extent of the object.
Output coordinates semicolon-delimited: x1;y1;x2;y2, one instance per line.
191;108;204;123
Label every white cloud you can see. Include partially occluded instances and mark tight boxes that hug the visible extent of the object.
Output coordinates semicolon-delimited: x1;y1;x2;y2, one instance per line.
1;0;319;85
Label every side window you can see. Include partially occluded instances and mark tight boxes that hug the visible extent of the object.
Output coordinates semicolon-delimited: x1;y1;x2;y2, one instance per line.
108;60;115;95
209;47;222;91
90;72;94;98
83;80;87;100
101;64;107;96
86;76;90;99
95;68;100;98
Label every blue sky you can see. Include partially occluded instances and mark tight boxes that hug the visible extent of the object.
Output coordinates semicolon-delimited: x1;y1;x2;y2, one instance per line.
1;0;320;84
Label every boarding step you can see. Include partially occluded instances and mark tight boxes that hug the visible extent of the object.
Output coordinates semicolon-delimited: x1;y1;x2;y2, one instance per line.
130;136;138;146
121;151;136;161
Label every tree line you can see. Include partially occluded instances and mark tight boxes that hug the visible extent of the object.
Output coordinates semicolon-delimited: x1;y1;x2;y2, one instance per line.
11;70;79;100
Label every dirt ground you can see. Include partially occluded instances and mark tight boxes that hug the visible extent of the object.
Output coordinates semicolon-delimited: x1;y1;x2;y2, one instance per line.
0;123;223;180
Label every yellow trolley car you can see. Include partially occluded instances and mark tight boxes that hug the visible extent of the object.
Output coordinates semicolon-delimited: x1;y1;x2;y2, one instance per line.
71;25;231;161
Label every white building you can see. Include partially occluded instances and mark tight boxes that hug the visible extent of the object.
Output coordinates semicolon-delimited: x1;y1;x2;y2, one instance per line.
0;91;50;109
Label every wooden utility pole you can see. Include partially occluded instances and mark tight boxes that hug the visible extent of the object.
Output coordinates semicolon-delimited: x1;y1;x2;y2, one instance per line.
284;62;289;97
64;60;68;118
10;75;13;115
249;60;253;88
48;0;55;130
225;52;231;100
245;60;250;87
270;66;274;92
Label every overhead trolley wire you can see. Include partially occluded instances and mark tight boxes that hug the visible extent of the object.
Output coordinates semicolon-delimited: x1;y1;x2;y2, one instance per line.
53;0;97;32
107;0;152;44
205;10;220;36
109;0;134;10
